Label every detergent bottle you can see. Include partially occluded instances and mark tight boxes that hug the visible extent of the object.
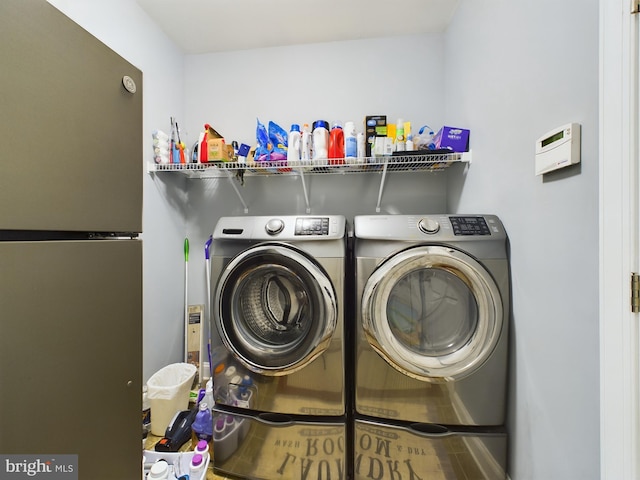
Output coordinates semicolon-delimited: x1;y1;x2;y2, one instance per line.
312;120;329;164
328;121;345;164
287;124;301;163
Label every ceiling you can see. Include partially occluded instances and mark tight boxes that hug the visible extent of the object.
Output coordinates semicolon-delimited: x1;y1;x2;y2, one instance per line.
135;0;460;54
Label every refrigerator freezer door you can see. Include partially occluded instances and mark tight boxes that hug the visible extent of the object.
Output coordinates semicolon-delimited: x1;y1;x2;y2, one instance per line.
0;240;142;480
0;1;142;233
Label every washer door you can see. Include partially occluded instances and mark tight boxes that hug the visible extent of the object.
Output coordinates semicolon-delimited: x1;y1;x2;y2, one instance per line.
215;243;337;376
362;245;503;381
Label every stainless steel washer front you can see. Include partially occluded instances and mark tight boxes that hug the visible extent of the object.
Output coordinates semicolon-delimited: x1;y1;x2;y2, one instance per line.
215;242;337;376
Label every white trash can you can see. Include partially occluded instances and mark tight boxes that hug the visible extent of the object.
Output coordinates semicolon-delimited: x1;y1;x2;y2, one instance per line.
146;363;197;436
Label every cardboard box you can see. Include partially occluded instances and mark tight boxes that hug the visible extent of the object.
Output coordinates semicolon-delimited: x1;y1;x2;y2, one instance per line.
207;137;231;162
432;126;470;152
365;115;387;157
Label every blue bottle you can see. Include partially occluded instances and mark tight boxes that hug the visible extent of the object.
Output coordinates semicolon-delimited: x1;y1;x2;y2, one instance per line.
191;402;213;447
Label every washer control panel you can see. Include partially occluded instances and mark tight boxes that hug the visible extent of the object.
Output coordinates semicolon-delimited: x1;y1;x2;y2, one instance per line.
295;217;330;236
449;216;491;236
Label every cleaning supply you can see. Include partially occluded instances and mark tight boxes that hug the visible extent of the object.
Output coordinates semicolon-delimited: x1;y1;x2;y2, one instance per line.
357;132;366;163
312;120;329;163
414;125;436;150
287;124;301;163
189;453;207;479
406;135;414;151
395;118;405;152
191;402;213;448
194;439;210;458
344;121;357;160
328;121;345;164
301;123;312;162
147;460;169;480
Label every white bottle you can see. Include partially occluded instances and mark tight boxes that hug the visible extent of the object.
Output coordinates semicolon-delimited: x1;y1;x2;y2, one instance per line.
301;123;312;162
147;460;169;480
189;453;207;479
194;439;210;458
312;120;329;164
287;124;301;163
356;132;366;163
406;135;414;151
344;121;357;160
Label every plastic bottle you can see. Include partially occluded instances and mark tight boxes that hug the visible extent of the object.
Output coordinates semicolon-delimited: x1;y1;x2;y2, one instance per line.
201;378;214;412
287;124;301;163
194;439;210;458
312;120;329;164
357;132;366;163
406;135;414;151
328;121;345;164
192;440;211;477
301;123;312;163
344;121;357;160
189;453;207;479
147;460;169;480
214;417;227;439
395;118;405;152
191;402;213;448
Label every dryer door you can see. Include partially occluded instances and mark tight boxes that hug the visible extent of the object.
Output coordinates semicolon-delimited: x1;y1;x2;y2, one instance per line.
215;243;337;376
362;245;503;381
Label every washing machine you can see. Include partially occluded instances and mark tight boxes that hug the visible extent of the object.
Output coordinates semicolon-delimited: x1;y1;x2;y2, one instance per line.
353;214;510;480
209;215;348;480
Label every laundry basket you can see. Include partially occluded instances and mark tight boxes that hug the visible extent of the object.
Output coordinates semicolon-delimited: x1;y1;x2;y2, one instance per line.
146;363;197;436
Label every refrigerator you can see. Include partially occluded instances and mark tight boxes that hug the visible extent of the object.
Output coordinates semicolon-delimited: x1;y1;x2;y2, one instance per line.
0;1;143;478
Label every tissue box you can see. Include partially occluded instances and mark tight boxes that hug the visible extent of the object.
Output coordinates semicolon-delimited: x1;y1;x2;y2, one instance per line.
433;126;470;152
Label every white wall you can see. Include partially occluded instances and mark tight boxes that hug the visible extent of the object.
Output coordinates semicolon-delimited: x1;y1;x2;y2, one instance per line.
47;0;188;381
445;1;600;479
182;34;452;314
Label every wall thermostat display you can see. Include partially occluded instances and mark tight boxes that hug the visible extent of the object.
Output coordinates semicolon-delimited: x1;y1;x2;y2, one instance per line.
535;123;581;176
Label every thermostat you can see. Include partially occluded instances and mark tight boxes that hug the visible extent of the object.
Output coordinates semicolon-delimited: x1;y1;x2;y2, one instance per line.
535;123;581;176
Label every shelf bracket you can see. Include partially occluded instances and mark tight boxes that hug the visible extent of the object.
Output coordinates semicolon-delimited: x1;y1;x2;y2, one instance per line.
224;170;249;214
298;168;311;214
375;159;389;213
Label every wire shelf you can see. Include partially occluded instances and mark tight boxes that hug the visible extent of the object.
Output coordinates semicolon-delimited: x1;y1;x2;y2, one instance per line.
147;152;470;179
147;151;471;214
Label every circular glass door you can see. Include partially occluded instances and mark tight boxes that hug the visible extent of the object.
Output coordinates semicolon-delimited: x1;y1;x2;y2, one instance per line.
215;243;337;376
362;245;503;381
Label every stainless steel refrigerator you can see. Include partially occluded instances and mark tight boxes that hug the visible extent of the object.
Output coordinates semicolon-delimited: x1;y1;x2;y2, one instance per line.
0;1;143;478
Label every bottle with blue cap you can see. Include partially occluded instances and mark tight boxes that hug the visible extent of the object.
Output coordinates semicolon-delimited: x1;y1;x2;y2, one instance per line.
312;120;329;164
287;124;301;163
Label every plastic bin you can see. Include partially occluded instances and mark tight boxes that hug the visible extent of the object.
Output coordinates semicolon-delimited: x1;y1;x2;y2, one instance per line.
146;362;197;436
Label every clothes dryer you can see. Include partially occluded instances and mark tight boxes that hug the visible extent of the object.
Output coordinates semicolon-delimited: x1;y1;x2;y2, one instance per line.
353;214;510;480
210;215;347;480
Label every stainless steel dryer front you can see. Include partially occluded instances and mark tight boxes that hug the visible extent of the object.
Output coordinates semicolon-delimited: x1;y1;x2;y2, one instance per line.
354;214;510;425
210;215;347;480
353;214;510;480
